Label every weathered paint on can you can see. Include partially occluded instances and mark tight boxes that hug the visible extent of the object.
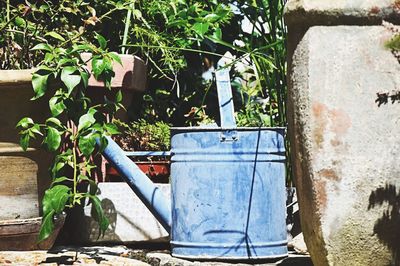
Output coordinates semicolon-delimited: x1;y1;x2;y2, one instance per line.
170;127;288;260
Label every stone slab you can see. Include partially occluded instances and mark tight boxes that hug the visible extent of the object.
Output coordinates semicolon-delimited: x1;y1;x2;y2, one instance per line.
285;0;400;27
76;183;170;243
0;246;150;265
0;246;312;266
288;25;400;265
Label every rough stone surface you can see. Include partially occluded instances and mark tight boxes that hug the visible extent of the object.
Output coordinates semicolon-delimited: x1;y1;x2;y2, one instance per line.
0;246;150;265
0;246;312;266
74;183;170;243
289;233;308;255
288;25;400;265
285;0;400;26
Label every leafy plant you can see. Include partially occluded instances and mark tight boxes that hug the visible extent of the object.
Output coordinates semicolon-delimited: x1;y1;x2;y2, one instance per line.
9;1;126;241
0;0;129;69
114;119;170;152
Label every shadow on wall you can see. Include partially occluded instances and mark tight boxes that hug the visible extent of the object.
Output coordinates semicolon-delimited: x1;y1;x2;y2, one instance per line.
368;184;400;265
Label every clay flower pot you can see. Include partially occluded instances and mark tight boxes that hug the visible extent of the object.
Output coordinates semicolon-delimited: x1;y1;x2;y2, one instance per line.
0;214;65;251
0;69;53;220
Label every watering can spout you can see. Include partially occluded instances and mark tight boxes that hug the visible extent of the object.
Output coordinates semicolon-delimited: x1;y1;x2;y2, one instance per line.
98;136;171;233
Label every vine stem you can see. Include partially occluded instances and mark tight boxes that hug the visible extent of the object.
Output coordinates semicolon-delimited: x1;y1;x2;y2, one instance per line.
72;140;77;196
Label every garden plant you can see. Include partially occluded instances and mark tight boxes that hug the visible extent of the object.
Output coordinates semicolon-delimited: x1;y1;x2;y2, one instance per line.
1;0;288;241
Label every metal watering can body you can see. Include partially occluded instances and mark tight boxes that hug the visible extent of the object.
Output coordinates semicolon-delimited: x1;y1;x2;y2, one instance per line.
100;60;288;260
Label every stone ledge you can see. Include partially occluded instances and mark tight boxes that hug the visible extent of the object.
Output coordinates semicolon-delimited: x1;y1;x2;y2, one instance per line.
285;0;400;27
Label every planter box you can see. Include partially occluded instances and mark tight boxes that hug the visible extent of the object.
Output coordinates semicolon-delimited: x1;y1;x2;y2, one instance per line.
107;161;170;183
82;53;148;125
74;183;170;243
81;53;147;92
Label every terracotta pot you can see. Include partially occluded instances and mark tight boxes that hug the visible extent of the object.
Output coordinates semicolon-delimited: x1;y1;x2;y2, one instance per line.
0;214;65;251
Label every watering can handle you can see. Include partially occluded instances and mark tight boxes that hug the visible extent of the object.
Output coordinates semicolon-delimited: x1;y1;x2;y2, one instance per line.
216;58;237;129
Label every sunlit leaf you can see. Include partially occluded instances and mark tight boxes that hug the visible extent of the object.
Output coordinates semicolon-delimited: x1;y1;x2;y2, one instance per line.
44;127;61;152
192;22;210;37
45;31;66;42
61;66;81;95
95;33;107;50
77;110;96;132
16;117;34;129
31;43;53;52
49;96;66;117
78;133;96;158
31;73;50;100
107;52;122;65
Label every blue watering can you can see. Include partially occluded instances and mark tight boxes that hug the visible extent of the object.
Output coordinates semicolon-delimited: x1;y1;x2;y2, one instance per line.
100;59;288;260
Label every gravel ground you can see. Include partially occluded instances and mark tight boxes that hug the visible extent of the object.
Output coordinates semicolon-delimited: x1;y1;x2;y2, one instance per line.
0;245;312;266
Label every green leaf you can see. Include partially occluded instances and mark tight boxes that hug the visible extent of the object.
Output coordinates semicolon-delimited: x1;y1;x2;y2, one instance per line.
44;52;54;63
91;57;105;80
80;70;90;88
38;210;55;242
49;96;66;117
30;124;43;136
52;176;73;185
77;110;96;132
42;184;70;215
31;43;53;52
115;90;122;103
16;117;34;129
71;44;94;54
104;123;120;135
212;28;222;41
167;19;187;28
44;127;61;152
61;66;81;95
95;33;107;50
98;136;108;153
107;52;122;65
204;13;220;22
45;31;66;42
192;22;210;37
78;133;97;158
51;162;65;178
46;117;62;128
14;17;26;27
89;195;109;238
31;73;50;100
20;134;30;151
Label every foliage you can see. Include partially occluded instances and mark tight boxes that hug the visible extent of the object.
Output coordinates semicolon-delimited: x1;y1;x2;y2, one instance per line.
119;0;287;128
120;0;232;124
216;0;287;127
0;0;130;69
10;1;125;242
114;119;170;152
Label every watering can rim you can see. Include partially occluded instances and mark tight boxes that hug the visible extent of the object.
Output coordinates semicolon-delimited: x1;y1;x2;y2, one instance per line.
171;126;286;131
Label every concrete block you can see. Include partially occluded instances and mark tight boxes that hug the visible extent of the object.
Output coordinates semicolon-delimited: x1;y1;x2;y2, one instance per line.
288;26;400;265
77;182;170;243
